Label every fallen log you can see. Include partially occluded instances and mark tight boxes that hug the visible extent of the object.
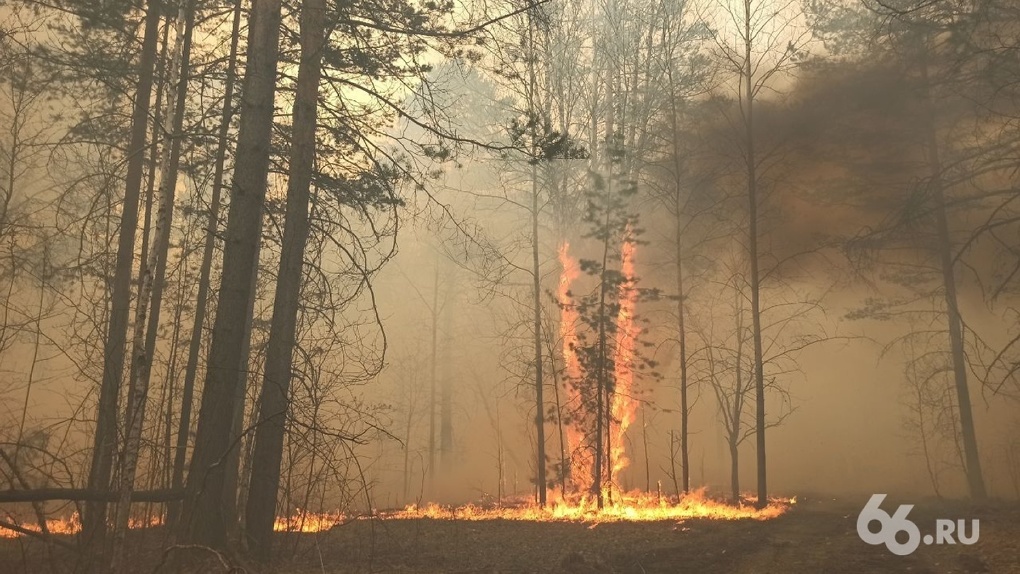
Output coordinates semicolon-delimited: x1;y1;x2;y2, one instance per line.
0;488;184;503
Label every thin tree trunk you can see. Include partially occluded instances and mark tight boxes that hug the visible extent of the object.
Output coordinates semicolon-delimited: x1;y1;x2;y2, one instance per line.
137;16;172;292
428;264;438;484
547;333;567;497
440;277;453;463
227;250;261;536
641;404;650;492
531;165;547;505
110;2;195;568
180;0;284;549
167;0;243;530
243;0;326;560
525;2;547;508
82;1;162;565
729;439;740;503
742;0;768;509
668;94;689;494
732;286;745;503
918;53;986;499
402;394;414;502
160;269;188;497
591;199;612;509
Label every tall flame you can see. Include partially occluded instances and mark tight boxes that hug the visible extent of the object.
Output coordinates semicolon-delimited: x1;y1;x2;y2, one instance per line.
558;232;641;498
558;241;589;494
610;229;639;489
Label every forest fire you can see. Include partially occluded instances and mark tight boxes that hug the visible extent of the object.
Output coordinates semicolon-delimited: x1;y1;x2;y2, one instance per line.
1;235;794;547
557;233;645;499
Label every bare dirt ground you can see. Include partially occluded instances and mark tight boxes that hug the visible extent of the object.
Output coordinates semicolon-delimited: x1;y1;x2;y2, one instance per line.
2;495;1018;573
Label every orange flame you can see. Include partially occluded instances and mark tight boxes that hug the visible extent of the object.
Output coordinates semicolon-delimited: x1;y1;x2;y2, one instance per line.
0;512;162;539
391;488;793;523
2;492;793;539
609;229;639;490
558;241;589;494
0;509;344;539
273;508;345;533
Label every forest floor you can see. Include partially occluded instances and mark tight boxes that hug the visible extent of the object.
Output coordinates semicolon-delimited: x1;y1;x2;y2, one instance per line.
1;494;1018;573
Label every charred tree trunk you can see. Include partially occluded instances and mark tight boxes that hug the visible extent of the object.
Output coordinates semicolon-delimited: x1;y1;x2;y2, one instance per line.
180;0;283;549
244;0;326;560
167;0;243;531
81;0;162;564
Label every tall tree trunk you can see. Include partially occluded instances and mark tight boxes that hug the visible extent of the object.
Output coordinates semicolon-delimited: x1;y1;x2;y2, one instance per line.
668;94;689;494
428;264;438;484
402;394;414;502
742;0;768;509
111;1;195;568
919;53;986;499
225;254;262;538
731;290;745;503
531;166;547;505
180;0;283;549
526;2;547;508
591;197;612;509
137;18;171;293
729;438;740;502
440;271;453;464
243;0;326;560
81;1;162;565
159;269;188;494
547;333;567;498
167;0;243;530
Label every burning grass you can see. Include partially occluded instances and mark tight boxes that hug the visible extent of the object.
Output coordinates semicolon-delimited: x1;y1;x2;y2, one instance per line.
0;488;793;540
390;488;793;523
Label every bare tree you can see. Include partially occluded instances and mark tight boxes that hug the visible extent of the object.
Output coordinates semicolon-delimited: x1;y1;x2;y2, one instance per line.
708;0;808;506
